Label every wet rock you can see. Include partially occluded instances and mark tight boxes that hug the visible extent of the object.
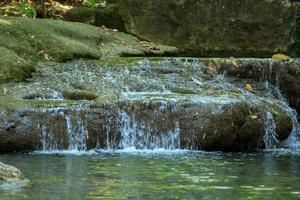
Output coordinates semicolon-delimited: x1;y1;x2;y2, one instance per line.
0;58;297;152
213;58;300;115
62;90;99;100
61;6;126;32
117;0;296;57
0;162;22;182
0;98;293;152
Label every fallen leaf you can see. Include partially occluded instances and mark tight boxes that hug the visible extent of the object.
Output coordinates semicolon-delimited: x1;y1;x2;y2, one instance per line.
44;53;50;60
230;60;240;68
207;88;216;94
250;115;258;120
245;84;255;93
204;60;217;72
272;53;290;60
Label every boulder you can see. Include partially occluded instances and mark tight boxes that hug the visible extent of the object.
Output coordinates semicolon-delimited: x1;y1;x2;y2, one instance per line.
0;162;22;182
117;0;296;57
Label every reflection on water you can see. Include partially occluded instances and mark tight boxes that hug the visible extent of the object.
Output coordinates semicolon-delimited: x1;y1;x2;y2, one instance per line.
1;150;300;200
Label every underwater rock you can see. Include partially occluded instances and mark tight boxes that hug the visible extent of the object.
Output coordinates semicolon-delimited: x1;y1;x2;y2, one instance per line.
0;162;22;182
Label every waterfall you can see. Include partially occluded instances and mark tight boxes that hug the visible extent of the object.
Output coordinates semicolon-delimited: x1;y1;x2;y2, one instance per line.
262;84;300;149
65;112;88;151
114;100;180;150
39;108;88;151
40;124;58;151
263;111;279;149
117;110;180;150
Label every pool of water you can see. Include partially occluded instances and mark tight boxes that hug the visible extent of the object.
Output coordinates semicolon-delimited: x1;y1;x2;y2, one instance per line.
1;149;300;200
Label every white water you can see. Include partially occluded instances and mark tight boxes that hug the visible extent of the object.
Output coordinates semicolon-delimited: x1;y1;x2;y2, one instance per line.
35;59;300;153
39;101;182;152
117;110;180;150
263;111;279;149
65;112;88;151
39;108;88;151
262;83;300;149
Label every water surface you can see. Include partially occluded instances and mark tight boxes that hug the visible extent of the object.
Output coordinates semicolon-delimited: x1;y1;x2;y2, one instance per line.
1;150;300;200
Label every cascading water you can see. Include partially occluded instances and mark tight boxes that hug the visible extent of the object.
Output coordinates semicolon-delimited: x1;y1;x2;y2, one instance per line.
263;83;300;149
117;109;180;150
40;124;58;151
263;111;279;149
34;58;300;152
65;112;88;151
39;108;88;151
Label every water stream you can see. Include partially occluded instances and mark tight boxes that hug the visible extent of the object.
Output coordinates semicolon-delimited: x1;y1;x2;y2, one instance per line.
2;151;300;200
33;58;300;152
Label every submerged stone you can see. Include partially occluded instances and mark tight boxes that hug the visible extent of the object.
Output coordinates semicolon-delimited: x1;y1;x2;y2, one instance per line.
0;162;22;181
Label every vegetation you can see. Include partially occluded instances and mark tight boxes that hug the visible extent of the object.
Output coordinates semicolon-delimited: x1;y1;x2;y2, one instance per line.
0;0;107;18
0;16;102;83
83;0;106;8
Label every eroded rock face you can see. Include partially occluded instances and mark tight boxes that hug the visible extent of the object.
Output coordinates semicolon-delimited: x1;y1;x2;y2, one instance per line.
117;0;296;56
0;98;293;152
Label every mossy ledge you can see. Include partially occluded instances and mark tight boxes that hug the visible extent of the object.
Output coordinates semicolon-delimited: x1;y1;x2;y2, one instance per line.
0;16;177;83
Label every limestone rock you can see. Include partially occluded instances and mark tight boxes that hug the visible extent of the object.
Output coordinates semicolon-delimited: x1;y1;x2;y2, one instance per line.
0;162;22;182
117;0;296;57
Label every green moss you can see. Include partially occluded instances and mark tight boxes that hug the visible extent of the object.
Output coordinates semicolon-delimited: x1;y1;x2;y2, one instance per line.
0;47;36;83
95;57;142;67
0;16;105;83
62;90;99;100
0;97;88;110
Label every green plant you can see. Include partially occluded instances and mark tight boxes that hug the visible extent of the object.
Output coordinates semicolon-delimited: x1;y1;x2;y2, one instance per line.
19;1;36;18
83;0;106;8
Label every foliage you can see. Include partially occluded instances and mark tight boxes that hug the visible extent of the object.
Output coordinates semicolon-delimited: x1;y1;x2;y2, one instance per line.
18;0;37;18
2;0;37;18
83;0;106;8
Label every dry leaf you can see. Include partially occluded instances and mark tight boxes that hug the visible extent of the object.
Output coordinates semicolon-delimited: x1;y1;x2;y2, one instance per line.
204;60;217;72
207;88;215;94
44;54;50;60
230;60;240;68
250;115;258;120
245;84;254;93
272;53;290;60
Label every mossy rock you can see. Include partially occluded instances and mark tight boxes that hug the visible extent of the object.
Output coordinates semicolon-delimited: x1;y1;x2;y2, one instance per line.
0;162;22;181
117;0;295;57
0;16;102;83
62;90;99;100
0;16;177;83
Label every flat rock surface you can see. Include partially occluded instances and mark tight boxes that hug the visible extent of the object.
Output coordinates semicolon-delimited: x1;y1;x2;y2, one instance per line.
0;58;298;152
